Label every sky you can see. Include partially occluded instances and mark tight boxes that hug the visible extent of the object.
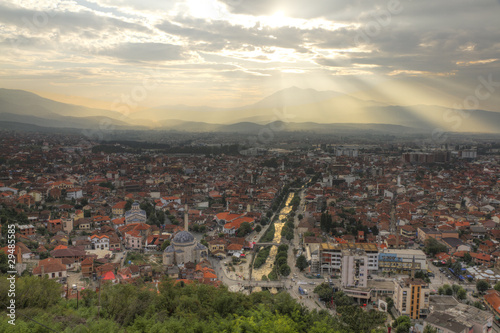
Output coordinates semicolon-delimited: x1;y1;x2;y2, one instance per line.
1;0;500;111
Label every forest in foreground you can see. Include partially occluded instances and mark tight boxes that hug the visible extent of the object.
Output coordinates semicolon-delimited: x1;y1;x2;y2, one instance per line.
0;275;387;333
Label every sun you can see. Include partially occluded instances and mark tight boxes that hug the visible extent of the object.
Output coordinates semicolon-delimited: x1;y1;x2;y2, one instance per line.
268;10;288;27
273;10;285;18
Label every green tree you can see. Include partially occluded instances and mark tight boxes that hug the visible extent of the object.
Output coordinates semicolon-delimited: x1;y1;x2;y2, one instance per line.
438;284;453;295
392;315;411;333
157;210;165;224
279;264;291;277
495;281;500;292
473;301;484;310
160;240;171;251
385;297;394;310
414;270;430;283
320;212;333;233
99;182;114;190
0;251;8;273
476;280;490;293
336;303;386;333
424;237;448;257
463;252;472;264
314;283;334;301
423;325;438;333
236;222;252;237
456;288;467;300
2;267;397;332
124;200;133;211
0;275;61;309
296;254;308;271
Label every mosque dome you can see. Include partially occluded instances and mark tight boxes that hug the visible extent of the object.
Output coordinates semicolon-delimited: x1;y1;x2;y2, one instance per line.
172;231;195;244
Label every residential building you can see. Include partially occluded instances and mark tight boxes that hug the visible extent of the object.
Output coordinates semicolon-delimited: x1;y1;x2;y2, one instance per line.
379;249;427;274
427;296;493;333
47;219;63;233
62;218;73;233
16;224;35;237
341;248;369;288
89;234;110;250
424;312;468;333
317;243;378;275
32;258;67;280
66;188;83;200
393;278;430;319
112;201;127;216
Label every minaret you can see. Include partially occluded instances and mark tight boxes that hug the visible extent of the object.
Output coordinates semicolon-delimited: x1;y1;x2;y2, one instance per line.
184;204;189;232
397;175;401;187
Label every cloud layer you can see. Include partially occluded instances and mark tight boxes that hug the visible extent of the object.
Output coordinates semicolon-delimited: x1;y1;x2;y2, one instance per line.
0;0;499;108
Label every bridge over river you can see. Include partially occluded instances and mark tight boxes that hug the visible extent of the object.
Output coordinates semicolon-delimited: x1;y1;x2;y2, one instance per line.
240;280;286;290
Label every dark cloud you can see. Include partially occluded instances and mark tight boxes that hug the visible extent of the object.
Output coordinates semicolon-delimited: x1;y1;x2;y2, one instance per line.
0;2;150;35
157;17;322;54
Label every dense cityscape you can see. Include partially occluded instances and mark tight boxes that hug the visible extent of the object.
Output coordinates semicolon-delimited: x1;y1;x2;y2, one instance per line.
0;132;499;332
2;0;500;332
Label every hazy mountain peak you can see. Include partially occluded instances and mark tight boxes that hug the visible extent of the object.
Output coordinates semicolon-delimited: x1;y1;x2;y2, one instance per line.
247;86;340;109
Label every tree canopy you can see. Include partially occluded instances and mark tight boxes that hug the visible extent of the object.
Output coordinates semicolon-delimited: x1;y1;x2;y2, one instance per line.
236;222;252;237
392;315;411;333
424;238;448;257
296;255;308;272
476;280;490;293
0;275;388;333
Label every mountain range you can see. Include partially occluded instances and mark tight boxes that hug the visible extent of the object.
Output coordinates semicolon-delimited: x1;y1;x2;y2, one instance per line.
0;87;499;134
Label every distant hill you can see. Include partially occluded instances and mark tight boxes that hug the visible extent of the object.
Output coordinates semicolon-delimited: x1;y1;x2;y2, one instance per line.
0;88;124;119
1;87;500;134
0;112;130;129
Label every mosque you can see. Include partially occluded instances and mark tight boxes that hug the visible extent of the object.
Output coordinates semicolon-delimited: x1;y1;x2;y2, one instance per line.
163;206;208;266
